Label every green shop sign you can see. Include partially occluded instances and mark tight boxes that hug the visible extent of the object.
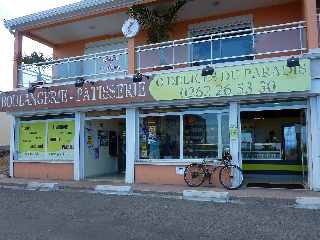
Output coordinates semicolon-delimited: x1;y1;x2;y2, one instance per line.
149;59;311;101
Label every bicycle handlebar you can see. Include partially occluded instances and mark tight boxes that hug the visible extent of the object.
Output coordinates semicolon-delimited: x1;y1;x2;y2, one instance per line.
202;153;232;165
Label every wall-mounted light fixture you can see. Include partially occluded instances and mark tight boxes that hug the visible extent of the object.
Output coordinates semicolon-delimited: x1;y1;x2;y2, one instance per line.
287;56;300;68
201;66;215;77
41;86;50;92
133;72;149;82
27;86;36;94
87;80;95;85
75;78;85;88
27;81;44;94
31;81;44;87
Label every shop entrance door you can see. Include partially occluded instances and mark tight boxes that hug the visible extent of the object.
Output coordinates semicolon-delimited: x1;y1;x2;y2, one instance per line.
240;109;307;188
83;118;126;182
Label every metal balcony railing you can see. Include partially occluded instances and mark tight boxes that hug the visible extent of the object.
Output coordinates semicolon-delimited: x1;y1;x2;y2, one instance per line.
18;48;128;87
136;21;306;72
318;13;320;46
18;21;306;88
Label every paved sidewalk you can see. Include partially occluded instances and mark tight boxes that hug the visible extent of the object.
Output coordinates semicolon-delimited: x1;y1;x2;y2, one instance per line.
1;176;320;200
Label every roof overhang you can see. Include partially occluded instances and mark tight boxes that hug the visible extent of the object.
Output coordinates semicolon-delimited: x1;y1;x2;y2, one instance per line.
3;0;150;33
3;0;296;47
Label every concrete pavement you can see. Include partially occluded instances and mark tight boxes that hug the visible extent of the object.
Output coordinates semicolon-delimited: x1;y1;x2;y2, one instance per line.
0;188;320;240
1;177;320;201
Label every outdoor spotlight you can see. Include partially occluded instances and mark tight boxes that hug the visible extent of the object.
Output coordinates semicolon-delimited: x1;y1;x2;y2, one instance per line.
287;56;300;68
27;86;36;94
86;80;95;85
41;86;50;92
133;72;143;82
201;66;215;76
75;78;85;88
133;73;150;82
31;81;44;87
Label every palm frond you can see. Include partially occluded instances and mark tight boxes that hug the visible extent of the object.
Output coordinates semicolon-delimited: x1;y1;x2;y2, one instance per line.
128;0;187;43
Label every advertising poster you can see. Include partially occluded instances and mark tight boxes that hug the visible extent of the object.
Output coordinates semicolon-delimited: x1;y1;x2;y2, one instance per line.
47;120;75;160
19;122;46;160
85;127;99;160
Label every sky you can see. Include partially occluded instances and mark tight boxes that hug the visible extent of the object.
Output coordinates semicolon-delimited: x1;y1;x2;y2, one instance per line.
0;0;78;91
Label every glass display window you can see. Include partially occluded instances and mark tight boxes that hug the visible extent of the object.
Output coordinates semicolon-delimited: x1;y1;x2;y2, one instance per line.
139;107;229;161
183;113;229;159
139;115;180;159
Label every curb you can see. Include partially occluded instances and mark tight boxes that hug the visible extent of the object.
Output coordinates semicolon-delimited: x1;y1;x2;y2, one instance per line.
2;181;320;204
26;182;58;191
295;197;320;209
95;185;133;195
183;190;229;203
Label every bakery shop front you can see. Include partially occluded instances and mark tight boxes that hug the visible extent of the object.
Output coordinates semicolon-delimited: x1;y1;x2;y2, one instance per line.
1;57;318;190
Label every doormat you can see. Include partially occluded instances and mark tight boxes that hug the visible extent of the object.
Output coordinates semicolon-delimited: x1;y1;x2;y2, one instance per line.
246;183;305;189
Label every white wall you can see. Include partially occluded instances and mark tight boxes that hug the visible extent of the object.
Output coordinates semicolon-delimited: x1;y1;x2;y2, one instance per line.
0;112;10;147
84;119;122;178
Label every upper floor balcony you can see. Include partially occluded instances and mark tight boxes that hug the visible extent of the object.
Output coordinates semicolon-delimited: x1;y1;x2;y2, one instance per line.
18;20;306;87
5;0;318;89
19;48;129;87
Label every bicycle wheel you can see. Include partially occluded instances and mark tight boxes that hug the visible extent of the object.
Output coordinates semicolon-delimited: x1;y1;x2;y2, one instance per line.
219;165;243;190
184;164;206;187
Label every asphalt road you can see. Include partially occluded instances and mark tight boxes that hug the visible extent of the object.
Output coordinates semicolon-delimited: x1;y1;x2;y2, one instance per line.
0;189;319;240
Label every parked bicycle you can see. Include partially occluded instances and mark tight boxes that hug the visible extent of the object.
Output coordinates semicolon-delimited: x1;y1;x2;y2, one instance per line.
184;152;244;190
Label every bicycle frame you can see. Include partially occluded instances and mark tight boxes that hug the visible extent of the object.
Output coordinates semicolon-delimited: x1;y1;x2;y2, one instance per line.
200;158;227;185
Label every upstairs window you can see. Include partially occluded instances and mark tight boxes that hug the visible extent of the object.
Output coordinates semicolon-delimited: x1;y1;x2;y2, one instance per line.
84;38;128;79
189;15;254;65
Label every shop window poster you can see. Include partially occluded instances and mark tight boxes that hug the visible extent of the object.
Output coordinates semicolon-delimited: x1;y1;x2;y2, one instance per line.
147;125;160;159
98;130;108;147
19;122;46;160
86;128;99;161
47;121;75;160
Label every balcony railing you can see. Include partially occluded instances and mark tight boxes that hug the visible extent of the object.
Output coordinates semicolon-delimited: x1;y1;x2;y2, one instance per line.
18;48;128;87
136;21;306;72
18;21;306;88
318;13;320;47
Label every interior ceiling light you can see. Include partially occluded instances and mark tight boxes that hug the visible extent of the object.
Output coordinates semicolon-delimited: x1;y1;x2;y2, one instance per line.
212;1;220;6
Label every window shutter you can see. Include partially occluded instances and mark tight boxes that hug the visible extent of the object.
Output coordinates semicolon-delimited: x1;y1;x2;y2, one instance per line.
189;15;253;37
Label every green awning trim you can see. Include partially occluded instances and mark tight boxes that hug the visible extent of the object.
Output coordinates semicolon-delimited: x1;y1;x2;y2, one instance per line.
242;163;306;172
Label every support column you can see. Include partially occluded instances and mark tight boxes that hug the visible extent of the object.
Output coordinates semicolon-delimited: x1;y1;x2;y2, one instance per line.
13;31;22;89
128;38;136;75
303;0;319;50
74;112;85;180
229;102;241;167
9;115;16;177
308;96;320;191
126;108;138;184
217;114;222;159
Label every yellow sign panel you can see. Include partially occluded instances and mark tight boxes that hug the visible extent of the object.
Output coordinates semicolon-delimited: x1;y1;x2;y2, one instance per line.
19;122;46;160
47;121;75;160
149;59;311;101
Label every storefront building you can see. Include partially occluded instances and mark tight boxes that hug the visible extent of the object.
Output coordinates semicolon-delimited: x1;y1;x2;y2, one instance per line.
2;0;320;190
